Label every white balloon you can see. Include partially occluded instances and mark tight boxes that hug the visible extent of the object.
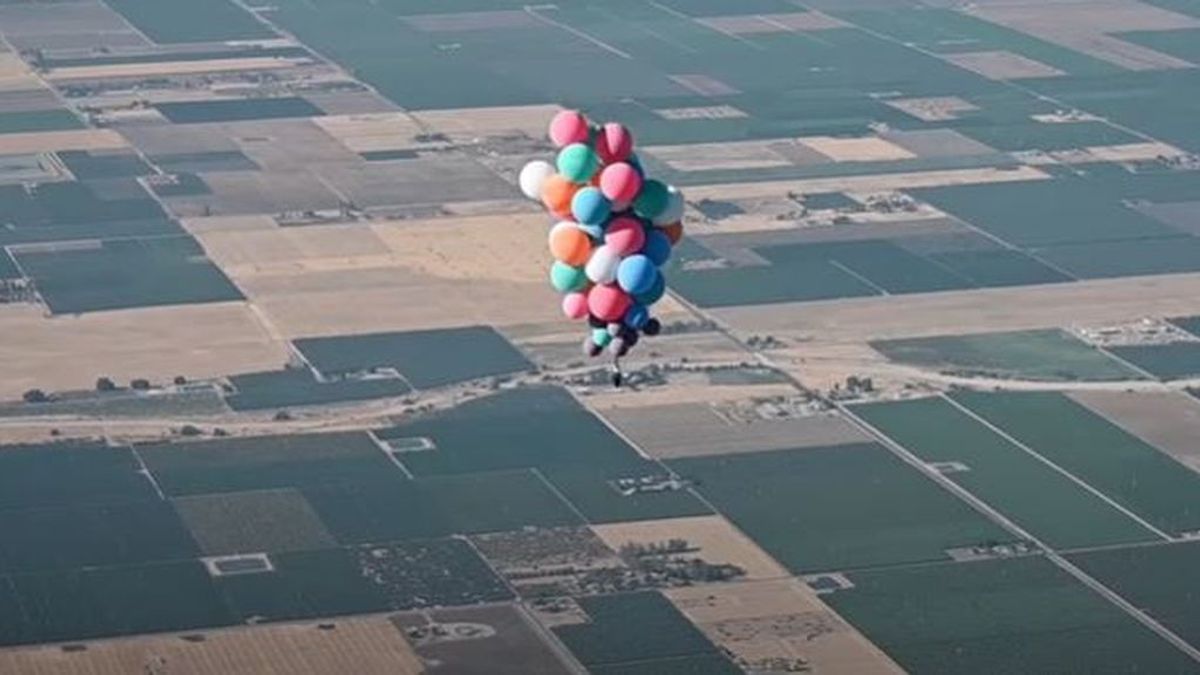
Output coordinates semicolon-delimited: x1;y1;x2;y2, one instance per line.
519;160;555;200
585;244;621;285
653;185;685;226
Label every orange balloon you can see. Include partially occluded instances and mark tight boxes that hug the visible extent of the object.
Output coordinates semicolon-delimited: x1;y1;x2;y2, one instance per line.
549;224;593;266
541;174;579;218
662;221;684;245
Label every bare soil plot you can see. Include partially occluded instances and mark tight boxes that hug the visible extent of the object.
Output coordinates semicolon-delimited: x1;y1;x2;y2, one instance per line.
593;515;790;580
1069;390;1200;473
646;140;791;172
0;1;149;52
668;74;741;97
44;57;302;82
884;96;980;122
397;604;573;674
0;616;423;675
697;12;848;35
969;2;1200;70
312;112;432;153
412;104;561;143
667;579;902;675
942;50;1066;80
799;136;917;163
601;403;867;459
0;302;287;400
1082;142;1184;163
712;272;1200;341
0;129;126;155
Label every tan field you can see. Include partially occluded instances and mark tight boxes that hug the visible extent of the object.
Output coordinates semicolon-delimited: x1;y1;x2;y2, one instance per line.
0;302;287;399
686;165;1049;202
190;214;565;338
968;2;1200;71
1069;390;1200;473
0;129;126;154
667;579;903;675
412;103;562;142
697;12;847;35
942;51;1065;80
646;139;790;172
601;402;869;458
885;96;980;122
0;617;424;675
592;515;790;580
712;272;1200;341
800;136;916;162
312;112;432;153
44;57;303;81
1081;142;1185;163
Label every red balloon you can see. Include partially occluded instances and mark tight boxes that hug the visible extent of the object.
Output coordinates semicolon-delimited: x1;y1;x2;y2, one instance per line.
587;284;632;322
604;216;646;256
596;122;633;164
549;110;589;148
599;162;643;204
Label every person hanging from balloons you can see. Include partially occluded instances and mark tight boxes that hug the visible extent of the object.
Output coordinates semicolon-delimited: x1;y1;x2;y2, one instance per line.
518;110;685;387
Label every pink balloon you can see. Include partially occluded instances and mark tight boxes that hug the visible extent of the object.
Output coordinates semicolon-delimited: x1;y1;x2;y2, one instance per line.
596;122;633;164
599;163;643;204
549;110;589;148
588;284;632;322
604;216;646;256
562;291;589;319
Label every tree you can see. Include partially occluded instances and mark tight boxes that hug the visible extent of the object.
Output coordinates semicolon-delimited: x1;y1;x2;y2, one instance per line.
130;378;151;391
22;389;47;403
173;375;187;386
96;377;117;392
179;424;202;437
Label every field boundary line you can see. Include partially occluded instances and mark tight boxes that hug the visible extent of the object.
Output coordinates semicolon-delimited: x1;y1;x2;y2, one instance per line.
1095;345;1162;382
529;467;591;526
939;393;1175;542
829;259;890;295
525;6;633;60
128;445;167;500
840;403;1200;664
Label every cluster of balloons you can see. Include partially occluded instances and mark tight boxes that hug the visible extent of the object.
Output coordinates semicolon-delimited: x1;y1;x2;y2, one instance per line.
519;110;685;362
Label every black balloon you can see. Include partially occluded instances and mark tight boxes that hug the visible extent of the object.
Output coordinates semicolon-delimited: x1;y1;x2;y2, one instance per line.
587;314;606;328
643;318;662;336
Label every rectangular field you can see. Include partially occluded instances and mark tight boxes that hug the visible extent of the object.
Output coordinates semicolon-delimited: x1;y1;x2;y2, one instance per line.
870;329;1140;382
0;442;154;509
104;0;274;43
1069;390;1200;473
951;391;1200;536
15;235;245;314
156;97;323;124
853;397;1159;549
669;443;1014;572
225;368;412;411
138;431;398;496
824;556;1198;675
1068;541;1200;649
172;488;337;556
400;604;573;675
1105;342;1200;380
293;325;532;388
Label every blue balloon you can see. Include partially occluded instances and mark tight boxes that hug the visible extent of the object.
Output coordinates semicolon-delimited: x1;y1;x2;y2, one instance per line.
624;304;649;329
634;271;666;306
616;255;658;295
641;228;672;266
572;187;611;226
578;222;605;240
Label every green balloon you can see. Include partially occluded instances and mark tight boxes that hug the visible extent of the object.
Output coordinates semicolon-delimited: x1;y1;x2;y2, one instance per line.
592;327;613;347
550;261;587;293
634;179;669;219
557;143;599;183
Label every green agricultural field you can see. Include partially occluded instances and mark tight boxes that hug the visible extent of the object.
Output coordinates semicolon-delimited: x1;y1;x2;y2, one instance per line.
669;443;1013;572
951;391;1200;535
826;556;1198;675
0;110;81;134
1117;29;1200;66
216;547;387;622
0;250;17;280
302;470;581;545
1169;316;1200;338
0;442;154;510
670;257;880;308
57;151;150;180
554;592;735;671
293;326;532;388
870;329;1139;382
0;500;199;574
104;0;275;44
924;249;1072;287
1032;236;1200;279
852;398;1158;549
8;560;232;646
225;368;412;411
1068;541;1200;648
138;431;398;496
759;240;973;295
1106;343;1200;380
375;386;710;523
354;538;512;610
15;235;244;314
172;488;337;556
155;97;323;124
910;179;1179;248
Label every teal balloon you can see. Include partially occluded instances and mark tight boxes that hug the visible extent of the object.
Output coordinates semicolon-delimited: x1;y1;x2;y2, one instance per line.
557;143;599;183
550;261;587;293
634;271;666;305
592;327;613;347
633;179;668;219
